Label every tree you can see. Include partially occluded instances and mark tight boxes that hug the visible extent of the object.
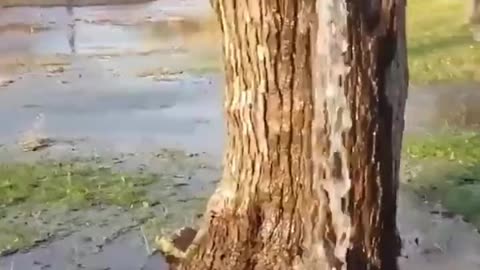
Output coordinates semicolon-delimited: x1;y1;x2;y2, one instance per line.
162;0;408;269
469;0;480;24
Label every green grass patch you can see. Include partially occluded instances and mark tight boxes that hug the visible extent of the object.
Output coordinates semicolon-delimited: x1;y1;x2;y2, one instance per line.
0;162;156;209
404;132;480;227
408;0;480;83
0;223;39;255
0;161;160;254
404;132;480;164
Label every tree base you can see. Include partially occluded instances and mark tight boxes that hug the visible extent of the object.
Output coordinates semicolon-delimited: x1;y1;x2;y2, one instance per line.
156;227;198;269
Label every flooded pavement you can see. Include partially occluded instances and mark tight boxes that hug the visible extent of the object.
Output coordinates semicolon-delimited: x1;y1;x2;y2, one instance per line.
0;1;480;269
407;83;480;133
0;1;220;269
0;0;222;155
0;7;214;55
398;187;480;269
0;0;219;76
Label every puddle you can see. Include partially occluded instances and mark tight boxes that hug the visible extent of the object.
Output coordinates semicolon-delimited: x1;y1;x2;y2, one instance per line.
0;0;216;55
406;84;480;134
398;186;480;270
0;0;223;157
0;229;169;270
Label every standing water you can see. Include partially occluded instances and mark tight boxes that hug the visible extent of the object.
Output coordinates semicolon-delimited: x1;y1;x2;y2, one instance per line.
0;1;220;269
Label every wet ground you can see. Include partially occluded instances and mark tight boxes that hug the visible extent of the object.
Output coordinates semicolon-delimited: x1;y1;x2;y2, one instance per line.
0;1;479;269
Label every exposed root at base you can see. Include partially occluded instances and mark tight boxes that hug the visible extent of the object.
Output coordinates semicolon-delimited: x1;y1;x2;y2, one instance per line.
155;227;198;268
155;236;186;260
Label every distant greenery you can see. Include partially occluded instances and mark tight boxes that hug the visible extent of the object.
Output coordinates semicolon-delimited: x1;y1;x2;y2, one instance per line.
408;0;480;83
404;132;480;228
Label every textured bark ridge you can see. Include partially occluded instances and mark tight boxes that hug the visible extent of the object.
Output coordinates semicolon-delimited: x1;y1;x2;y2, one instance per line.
173;0;408;269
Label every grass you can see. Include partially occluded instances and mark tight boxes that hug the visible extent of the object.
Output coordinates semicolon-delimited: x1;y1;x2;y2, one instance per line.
404;132;480;228
405;132;480;164
0;162;156;209
0;161;158;254
0;223;38;255
0;149;213;255
408;0;480;83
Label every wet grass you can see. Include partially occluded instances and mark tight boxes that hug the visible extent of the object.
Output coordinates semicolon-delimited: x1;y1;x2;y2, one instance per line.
408;0;480;83
0;161;158;254
0;223;38;256
0;148;216;256
0;162;156;209
405;132;480;163
404;132;480;228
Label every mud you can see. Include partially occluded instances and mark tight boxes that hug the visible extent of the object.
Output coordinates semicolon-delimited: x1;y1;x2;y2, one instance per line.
0;1;479;269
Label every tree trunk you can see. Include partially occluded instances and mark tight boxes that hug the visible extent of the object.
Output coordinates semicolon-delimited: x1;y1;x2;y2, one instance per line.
175;0;408;269
469;0;480;24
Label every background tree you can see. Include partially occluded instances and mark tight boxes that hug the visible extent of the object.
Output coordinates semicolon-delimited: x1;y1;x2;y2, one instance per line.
469;0;480;24
163;0;409;269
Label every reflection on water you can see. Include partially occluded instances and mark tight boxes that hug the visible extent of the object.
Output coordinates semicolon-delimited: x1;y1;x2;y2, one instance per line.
0;0;216;55
66;3;76;53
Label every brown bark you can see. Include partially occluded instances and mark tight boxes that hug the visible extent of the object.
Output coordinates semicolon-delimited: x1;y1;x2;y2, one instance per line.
174;0;408;269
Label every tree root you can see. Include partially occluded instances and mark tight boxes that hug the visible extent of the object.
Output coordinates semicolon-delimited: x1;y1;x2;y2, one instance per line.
155;227;198;269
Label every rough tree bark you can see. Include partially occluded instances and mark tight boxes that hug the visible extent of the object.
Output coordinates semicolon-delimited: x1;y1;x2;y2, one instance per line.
170;0;408;269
